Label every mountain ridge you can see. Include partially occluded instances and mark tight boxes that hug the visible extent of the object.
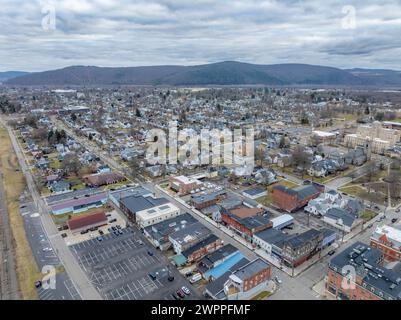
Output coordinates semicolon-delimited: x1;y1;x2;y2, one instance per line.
4;61;401;86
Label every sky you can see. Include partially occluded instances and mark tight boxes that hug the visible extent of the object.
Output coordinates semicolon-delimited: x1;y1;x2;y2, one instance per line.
1;0;401;72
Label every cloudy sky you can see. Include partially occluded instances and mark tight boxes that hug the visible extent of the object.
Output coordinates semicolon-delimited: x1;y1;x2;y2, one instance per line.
1;0;401;71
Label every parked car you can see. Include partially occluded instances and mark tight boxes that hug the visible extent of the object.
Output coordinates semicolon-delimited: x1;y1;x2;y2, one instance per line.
147;251;154;256
168;275;175;282
176;289;185;298
274;276;282;284
97;236;103;241
367;224;373;228
137;240;144;245
61;233;67;238
171;293;179;300
392;218;398;224
181;286;190;295
328;250;336;256
34;280;42;289
148;272;157;280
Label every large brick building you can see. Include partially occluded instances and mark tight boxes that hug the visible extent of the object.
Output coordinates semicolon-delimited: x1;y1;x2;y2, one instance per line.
272;183;323;212
326;242;401;300
181;234;223;264
220;207;271;242
370;225;401;262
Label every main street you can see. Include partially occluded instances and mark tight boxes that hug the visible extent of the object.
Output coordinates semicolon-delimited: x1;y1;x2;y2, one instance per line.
0;117;102;300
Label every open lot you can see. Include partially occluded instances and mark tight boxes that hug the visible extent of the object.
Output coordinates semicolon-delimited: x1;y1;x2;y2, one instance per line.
70;226;201;300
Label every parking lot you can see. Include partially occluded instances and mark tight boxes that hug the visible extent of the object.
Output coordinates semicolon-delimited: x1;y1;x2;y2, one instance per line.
70;226;201;300
20;193;81;300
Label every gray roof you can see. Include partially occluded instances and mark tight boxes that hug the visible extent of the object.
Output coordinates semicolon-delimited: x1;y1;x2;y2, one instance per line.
45;187;103;204
243;187;266;196
326;207;357;227
199;244;238;267
120;194;169;214
169;222;212;245
181;234;219;258
143;213;197;243
110;186;151;202
285;228;322;249
232;258;270;280
254;228;291;246
329;242;401;300
274;184;320;201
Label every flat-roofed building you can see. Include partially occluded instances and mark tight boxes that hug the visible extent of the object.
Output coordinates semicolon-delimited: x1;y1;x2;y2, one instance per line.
136;202;181;228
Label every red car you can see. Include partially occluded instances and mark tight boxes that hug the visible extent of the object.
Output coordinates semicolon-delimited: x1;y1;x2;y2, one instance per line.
176;289;185;299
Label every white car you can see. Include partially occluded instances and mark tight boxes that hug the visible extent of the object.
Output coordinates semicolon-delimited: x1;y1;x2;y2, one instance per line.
181;286;190;295
275;276;282;284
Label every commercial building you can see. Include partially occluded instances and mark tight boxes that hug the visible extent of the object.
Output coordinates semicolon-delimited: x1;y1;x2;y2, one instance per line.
135;202;181;228
272;184;323;212
143;213;197;251
223;258;272;300
370;225;401;262
190;191;226;210
281;228;323;268
220;208;271;242
50;192;108;215
67;211;108;234
253;228;291;258
270;214;294;230
169;222;212;254
169;175;203;195
109;186;152;207
84;172;125;187
119;194;169;222
311;130;337;145
242;187;267;200
344;123;401;154
326;242;401;300
181;234;223;264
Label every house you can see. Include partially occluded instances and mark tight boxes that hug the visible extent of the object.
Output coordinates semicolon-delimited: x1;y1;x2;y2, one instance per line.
281;229;323;267
223;258;272;300
49;180;71;194
36;157;50;169
119;194;169;222
181;234;223;264
145;165;164;177
254;168;277;185
272;184;323;212
143;213;197;251
169;222;212;254
326;242;401;300
320;228;337;249
84;172;125;187
370;225;401;262
67;211;108;234
242;187;267;200
322;208;363;233
220;208;271;242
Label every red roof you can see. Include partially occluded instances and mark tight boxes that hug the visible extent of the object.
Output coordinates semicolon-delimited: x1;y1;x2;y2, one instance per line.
67;211;107;231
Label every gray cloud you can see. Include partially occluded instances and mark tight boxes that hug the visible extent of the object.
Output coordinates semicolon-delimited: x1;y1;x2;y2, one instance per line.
1;0;401;71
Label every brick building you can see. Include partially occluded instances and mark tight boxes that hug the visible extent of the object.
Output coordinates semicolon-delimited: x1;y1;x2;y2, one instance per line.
223;258;272;300
220;207;271;242
370;225;401;262
181;234;223;264
190;191;226;210
272;183;323;212
326;242;401;300
169;175;203;195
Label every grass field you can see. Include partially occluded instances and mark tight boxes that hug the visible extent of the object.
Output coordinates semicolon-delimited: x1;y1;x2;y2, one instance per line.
0;125;40;300
360;209;378;222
